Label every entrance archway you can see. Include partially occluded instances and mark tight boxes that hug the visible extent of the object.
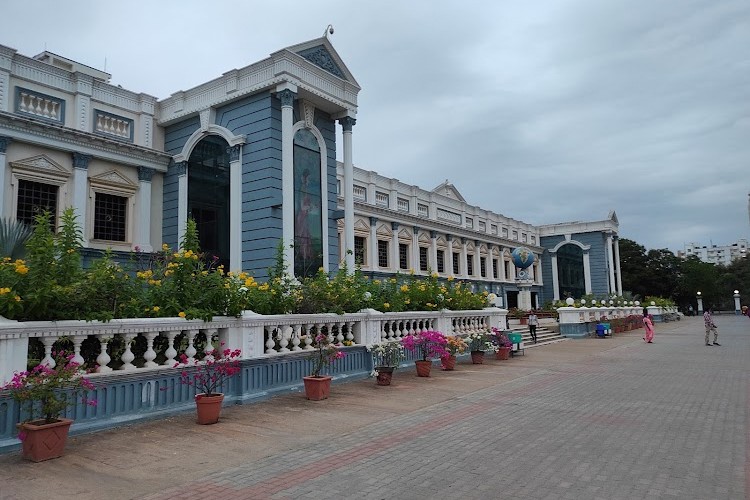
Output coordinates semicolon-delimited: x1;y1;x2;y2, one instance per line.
557;243;585;299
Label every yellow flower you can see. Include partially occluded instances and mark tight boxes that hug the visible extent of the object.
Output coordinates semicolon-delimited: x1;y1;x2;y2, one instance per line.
14;264;29;275
383;302;390;309
447;276;455;281
152;306;160;312
259;283;270;291
201;271;208;276
244;277;255;286
404;299;410;304
162;243;170;251
419;285;426;291
178;311;186;318
164;270;173;277
14;296;20;302
400;285;409;292
0;287;10;295
409;269;415;275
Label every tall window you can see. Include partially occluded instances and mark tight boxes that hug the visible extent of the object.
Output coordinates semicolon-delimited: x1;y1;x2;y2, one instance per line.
436;249;445;273
467;254;474;276
452;252;460;275
293;129;323;277
399;243;409;270
480;256;487;278
94;193;127;241
558;244;585;298
419;247;428;271
17;180;58;229
354;236;366;265
493;259;499;279
377;240;389;268
504;260;511;280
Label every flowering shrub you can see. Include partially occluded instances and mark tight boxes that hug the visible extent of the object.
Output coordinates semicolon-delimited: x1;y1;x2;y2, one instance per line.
177;346;241;396
445;336;468;356
368;341;405;368
465;331;496;352
491;328;512;349
401;330;449;361
2;351;96;426
308;333;346;377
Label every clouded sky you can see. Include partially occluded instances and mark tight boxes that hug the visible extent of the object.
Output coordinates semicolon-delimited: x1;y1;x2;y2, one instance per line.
3;0;749;252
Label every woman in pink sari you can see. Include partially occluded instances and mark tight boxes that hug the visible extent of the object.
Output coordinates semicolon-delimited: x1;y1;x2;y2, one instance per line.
643;311;654;343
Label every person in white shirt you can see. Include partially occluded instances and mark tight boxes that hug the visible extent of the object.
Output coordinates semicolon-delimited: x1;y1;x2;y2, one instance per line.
528;313;538;344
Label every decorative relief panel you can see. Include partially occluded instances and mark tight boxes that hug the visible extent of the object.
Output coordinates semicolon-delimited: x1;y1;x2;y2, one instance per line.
15;87;65;123
296;46;346;79
353;184;366;202
437;208;461;224
94;109;133;142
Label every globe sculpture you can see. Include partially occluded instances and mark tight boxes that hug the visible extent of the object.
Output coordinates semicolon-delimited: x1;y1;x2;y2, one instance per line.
511;247;535;269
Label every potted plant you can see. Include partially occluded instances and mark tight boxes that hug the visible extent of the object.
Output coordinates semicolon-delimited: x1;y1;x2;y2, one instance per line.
2;351;96;462
177;345;242;424
465;331;496;364
368;341;405;386
491;328;512;360
401;330;449;377
441;336;468;371
303;333;346;400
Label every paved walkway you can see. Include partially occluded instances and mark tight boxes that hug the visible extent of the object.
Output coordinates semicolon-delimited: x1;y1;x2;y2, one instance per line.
1;316;748;499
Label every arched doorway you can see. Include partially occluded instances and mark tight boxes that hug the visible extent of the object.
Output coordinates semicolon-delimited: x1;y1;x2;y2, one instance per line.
557;244;585;299
187;135;230;267
293;129;323;277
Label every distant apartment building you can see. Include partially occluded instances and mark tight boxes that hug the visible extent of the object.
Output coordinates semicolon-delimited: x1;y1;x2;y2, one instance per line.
678;239;748;265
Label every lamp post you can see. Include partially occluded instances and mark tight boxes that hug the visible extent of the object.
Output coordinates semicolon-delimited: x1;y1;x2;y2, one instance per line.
734;290;741;315
696;292;703;315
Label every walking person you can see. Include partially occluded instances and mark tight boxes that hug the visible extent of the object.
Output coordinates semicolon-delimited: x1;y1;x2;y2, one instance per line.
703;307;720;346
528;312;538;344
643;311;654;343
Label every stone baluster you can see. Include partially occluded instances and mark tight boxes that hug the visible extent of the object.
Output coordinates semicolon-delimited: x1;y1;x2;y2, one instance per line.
291;324;302;351
203;329;216;362
162;330;180;367
325;324;334;345
265;326;277;354
336;321;345;344
120;333;137;371
184;330;198;365
96;337;112;373
278;325;290;353
303;324;314;350
346;321;355;344
41;337;56;368
71;335;87;367
143;332;159;368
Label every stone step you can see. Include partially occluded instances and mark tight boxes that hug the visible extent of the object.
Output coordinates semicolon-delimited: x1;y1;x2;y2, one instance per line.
504;326;566;348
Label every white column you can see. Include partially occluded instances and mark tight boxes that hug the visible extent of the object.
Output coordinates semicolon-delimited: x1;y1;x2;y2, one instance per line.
369;217;378;271
473;243;481;279
614;238;623;295
734;291;741;314
279;88;297;276
340;116;356;274
229;145;243;272
447;236;455;277
461;238;468;278
73;73;93;131
500;248;507;281
390;222;399;271
606;233;616;295
551;252;560;300
0;136;10;219
430;231;438;272
135;167;154;252
488;246;495;281
71;153;90;245
583;251;593;294
411;226;420;271
176;161;188;248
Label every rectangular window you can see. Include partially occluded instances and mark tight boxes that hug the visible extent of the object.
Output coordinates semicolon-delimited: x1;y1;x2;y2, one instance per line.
478;220;486;232
353;185;366;201
491;224;498;235
504;260;510;280
493;259;499;279
512;230;518;241
522;233;527;243
467;254;474;276
94;193;127;241
17;180;58;229
417;203;428;218
354;236;366;265
530;235;536;244
375;191;389;207
419;246;429;271
502;227;508;238
399;243;409;270
480;257;487;277
466;217;474;229
377;240;389;268
436;249;445;273
397;198;409;212
452;252;460;275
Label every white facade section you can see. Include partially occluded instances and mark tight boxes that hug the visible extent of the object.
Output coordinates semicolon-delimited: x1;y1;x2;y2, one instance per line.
678;239;748;265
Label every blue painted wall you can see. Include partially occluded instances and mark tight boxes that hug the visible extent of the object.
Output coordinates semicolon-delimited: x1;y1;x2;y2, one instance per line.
540;232;611;304
162;116;201;249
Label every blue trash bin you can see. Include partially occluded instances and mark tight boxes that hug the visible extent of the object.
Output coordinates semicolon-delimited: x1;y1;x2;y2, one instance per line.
596;324;606;337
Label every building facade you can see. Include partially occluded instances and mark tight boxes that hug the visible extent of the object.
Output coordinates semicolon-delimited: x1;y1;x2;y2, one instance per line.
677;239;748;266
0;37;621;308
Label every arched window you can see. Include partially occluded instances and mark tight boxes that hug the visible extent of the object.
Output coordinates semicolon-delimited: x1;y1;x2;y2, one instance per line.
187;135;230;266
557;244;585;299
293;129;323;277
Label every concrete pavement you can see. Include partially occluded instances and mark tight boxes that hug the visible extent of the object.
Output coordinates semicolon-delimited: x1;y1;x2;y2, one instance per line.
0;315;748;499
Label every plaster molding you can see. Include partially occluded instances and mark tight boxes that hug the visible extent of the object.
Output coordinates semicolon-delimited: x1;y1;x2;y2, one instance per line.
549;239;591;254
173;125;246;163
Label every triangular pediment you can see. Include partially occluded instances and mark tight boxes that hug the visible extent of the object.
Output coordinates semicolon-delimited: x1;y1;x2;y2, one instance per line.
431;180;466;203
282;37;360;87
10;154;69;176
89;170;137;189
353;218;370;232
398;228;412;240
376;224;392;237
608;210;619;225
418;232;431;244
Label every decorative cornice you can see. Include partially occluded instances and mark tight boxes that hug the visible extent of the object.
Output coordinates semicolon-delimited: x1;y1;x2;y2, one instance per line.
0;135;11;153
71;152;91;170
339;116;356;132
277;89;296;107
227;144;241;162
137;166;154;182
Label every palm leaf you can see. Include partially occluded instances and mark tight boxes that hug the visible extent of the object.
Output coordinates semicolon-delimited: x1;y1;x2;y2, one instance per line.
0;217;33;259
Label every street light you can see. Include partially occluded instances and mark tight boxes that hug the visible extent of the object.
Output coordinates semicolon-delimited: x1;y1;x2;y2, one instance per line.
696;291;703;315
733;290;741;315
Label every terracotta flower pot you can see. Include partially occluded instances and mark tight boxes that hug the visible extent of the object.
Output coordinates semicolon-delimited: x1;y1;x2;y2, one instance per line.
440;355;457;371
303;375;333;400
496;347;510;360
17;418;73;462
471;351;485;364
415;360;432;377
195;393;225;425
375;367;395;386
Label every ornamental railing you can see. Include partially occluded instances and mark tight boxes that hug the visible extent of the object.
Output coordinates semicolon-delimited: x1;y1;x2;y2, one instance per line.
0;308;507;385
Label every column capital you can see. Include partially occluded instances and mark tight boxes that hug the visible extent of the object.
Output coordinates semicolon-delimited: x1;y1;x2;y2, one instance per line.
227;144;242;162
446;234;453;241
412;226;420;234
71;152;91;170
277;89;296;107
369;216;378;225
391;221;399;230
339;116;357;132
430;230;437;239
0;136;11;153
137;166;154;182
174;161;187;176
461;237;467;245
